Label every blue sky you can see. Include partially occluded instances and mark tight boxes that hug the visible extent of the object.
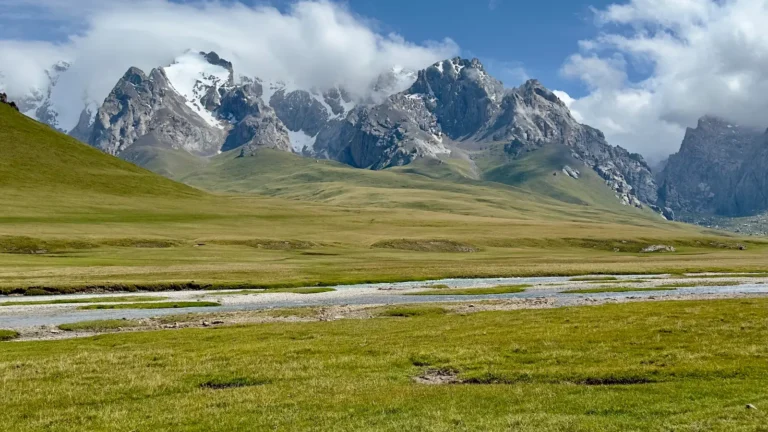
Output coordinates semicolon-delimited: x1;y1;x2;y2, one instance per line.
0;0;615;97
333;0;616;96
5;0;766;159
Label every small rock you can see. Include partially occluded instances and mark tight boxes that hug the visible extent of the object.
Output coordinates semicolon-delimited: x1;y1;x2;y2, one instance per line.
746;404;757;410
202;321;211;327
49;329;61;334
562;165;581;179
641;245;676;253
468;304;476;308
333;316;344;320
212;320;224;325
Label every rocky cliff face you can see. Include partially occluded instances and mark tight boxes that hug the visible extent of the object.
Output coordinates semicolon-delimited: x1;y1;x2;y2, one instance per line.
15;51;663;211
89;66;227;156
87;52;289;157
312;93;448;169
658;116;766;216
312;57;659;208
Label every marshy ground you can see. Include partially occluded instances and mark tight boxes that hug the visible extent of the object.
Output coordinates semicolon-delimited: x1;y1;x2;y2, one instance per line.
2;294;768;431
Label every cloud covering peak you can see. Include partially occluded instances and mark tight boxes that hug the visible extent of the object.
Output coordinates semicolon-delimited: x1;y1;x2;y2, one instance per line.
558;0;768;161
0;0;458;130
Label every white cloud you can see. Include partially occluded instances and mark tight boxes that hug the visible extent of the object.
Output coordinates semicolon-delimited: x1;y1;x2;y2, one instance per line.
0;0;458;130
561;0;768;160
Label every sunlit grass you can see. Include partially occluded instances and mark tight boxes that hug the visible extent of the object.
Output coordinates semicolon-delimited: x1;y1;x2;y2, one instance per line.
58;319;141;332
0;296;167;307
2;299;768;430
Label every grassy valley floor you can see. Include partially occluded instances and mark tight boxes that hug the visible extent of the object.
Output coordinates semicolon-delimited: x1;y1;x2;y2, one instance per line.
2;299;768;431
2;103;768;293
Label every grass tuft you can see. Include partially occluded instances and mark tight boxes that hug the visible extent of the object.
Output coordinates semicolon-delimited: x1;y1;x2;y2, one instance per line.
78;302;220;310
372;239;479;253
378;306;448;318
1;296;168;307
570;276;619;282
577;375;657;386
214;288;335;296
0;329;19;341
658;281;743;288
58;319;141;332
561;287;678;294
406;285;531;296
199;377;270;390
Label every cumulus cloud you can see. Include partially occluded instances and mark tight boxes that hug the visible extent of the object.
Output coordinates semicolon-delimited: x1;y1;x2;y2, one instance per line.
0;0;458;129
559;0;768;161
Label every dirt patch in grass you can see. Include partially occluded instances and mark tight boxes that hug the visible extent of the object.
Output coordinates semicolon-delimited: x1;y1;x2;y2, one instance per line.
378;306;448;318
261;307;320;319
577;375;657;386
211;239;318;250
0;329;19;341
78;302;220;310
59;319;141;332
101;239;181;248
0;236;96;254
414;368;463;385
407;285;531;296
372;239;479;253
199;377;270;390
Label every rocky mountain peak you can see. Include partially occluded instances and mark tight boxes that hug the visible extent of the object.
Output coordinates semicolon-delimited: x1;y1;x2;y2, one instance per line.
518;79;565;107
122;67;149;85
407;57;504;138
200;51;235;86
659;114;767;217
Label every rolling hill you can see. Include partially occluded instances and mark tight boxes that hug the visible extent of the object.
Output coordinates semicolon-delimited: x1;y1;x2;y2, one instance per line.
0;103;765;294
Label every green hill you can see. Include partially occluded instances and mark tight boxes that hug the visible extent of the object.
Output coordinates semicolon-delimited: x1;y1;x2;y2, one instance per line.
0;103;200;199
180;148;658;224
0;103;765;294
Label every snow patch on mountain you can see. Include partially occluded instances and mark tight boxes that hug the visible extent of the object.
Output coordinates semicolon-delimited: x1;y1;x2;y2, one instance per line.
163;52;229;129
287;130;317;153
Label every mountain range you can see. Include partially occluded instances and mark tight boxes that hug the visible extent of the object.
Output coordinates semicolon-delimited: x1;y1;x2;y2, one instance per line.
9;50;768;228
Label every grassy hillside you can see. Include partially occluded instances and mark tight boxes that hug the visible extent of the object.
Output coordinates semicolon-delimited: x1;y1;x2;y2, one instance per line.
0;104;766;293
181;148;656;223
0;103;199;198
480;143;630;209
120;145;208;180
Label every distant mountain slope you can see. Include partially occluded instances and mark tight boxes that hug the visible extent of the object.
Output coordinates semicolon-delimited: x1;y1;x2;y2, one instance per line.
11;52;663;215
180;148;663;225
659;116;768;217
0;102;200;198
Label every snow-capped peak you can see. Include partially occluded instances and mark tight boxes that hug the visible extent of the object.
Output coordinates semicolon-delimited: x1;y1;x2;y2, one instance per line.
163;51;232;129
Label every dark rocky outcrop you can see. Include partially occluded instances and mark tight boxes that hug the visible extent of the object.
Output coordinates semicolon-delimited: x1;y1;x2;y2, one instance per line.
658;116;766;216
88;52;289;157
0;93;19;111
310;57;658;208
22;52;664;210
